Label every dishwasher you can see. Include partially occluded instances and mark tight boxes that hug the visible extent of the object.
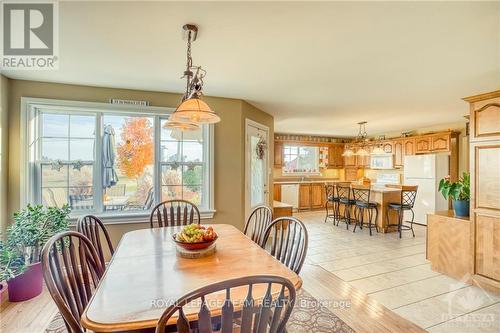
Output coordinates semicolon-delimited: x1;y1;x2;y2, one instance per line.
280;184;299;210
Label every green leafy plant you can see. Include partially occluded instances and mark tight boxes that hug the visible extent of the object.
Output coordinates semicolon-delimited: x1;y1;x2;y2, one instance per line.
438;172;470;201
0;204;70;282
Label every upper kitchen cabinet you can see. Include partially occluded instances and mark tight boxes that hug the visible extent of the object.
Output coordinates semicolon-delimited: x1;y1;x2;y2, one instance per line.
274;141;283;167
466;90;500;140
393;139;404;168
415;136;432;153
403;138;416;156
431;133;451;152
328;144;344;168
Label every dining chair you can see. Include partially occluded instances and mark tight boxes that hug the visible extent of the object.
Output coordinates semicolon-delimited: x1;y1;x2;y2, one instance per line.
150;199;201;228
77;215;114;267
261;217;308;274
155;275;296;333
243;205;273;246
42;231;105;333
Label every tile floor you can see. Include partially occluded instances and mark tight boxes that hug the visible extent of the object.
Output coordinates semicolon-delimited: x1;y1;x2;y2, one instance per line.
298;210;500;332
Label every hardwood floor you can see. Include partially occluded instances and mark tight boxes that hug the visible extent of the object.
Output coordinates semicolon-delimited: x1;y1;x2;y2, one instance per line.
1;210;498;332
299;210;500;332
0;285;58;333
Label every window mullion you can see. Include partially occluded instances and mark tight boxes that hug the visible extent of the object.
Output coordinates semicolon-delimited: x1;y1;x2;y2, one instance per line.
154;115;161;206
94;113;104;213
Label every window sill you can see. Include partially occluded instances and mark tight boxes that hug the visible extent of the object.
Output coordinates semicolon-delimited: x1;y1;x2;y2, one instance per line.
69;210;216;225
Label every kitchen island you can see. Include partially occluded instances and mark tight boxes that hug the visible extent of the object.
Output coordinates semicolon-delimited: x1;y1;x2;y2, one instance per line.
274;180;402;232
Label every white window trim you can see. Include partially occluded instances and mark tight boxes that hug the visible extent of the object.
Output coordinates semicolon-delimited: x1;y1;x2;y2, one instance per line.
20;97;215;224
281;144;321;176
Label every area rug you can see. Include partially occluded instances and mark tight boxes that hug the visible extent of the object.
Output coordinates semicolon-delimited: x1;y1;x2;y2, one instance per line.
46;290;355;333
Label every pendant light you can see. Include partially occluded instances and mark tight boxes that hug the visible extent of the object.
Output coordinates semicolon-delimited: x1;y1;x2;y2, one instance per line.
165;24;220;130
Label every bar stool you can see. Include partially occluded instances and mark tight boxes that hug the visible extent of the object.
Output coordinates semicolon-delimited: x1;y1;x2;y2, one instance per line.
352;185;379;236
385;185;418;238
324;184;340;224
336;183;356;229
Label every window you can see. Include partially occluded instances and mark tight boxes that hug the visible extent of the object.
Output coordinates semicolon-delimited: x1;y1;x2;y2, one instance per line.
24;99;214;220
282;145;319;174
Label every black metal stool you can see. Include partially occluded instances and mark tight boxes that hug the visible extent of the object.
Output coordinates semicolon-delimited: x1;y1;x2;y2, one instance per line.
336;183;356;229
324;184;340;224
385;185;418;238
352;185;379;236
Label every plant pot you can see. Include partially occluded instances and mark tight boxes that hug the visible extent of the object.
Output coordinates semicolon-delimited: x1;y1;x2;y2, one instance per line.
7;262;43;302
453;199;470;217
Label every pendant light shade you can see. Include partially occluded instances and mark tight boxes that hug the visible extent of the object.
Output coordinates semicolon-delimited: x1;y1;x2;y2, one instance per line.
163;119;200;131
356;147;369;156
170;97;221;124
342;147;355;157
371;146;385;155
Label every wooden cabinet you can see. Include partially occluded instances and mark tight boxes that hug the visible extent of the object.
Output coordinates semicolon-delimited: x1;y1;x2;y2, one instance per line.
274;142;283;167
415;136;432;153
298;183;327;210
328;144;344;168
403;138;415;156
431;133;450;152
298;184;311;210
311;184;325;209
344;154;356;168
463;89;500;293
394;140;404;168
273;184;281;201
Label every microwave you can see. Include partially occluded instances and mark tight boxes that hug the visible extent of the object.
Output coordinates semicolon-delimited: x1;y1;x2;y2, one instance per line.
370;154;394;169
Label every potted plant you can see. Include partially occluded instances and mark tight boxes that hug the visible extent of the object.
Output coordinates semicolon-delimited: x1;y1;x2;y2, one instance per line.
438;172;470;217
1;204;70;302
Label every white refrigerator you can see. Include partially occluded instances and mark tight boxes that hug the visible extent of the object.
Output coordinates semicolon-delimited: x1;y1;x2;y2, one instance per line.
403;154;449;225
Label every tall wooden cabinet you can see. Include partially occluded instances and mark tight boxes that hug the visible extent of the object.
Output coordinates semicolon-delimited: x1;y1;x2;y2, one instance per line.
464;90;500;293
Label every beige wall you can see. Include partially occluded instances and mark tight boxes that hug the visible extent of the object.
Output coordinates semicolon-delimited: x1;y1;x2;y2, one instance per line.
6;79;273;247
1;75;10;238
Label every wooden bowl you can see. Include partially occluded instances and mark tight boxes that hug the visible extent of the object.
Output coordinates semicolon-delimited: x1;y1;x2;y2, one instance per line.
172;233;218;251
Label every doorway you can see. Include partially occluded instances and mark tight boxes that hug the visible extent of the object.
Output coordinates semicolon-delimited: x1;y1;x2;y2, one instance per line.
245;119;270;220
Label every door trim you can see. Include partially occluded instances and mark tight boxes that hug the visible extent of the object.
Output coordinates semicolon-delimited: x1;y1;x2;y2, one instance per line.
244;119;270;220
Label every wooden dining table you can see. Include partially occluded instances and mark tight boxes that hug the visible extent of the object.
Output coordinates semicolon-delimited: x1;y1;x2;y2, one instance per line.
81;224;302;332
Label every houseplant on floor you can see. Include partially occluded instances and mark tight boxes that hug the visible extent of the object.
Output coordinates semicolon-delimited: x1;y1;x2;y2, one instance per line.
438;172;470;217
1;204;70;302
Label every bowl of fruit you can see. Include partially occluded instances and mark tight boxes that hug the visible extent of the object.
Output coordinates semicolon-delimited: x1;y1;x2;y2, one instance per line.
172;224;218;250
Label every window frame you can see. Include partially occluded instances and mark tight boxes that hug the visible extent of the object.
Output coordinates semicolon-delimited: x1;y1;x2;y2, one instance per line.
20;97;215;224
282;144;321;175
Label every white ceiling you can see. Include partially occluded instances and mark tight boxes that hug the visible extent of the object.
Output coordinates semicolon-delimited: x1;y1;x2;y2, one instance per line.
3;1;499;136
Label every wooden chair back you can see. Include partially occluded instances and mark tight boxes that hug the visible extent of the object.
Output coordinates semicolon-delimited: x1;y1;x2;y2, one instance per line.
42;231;105;333
77;215;114;267
243;205;273;246
150;199;200;228
155;275;296;333
262;217;308;274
